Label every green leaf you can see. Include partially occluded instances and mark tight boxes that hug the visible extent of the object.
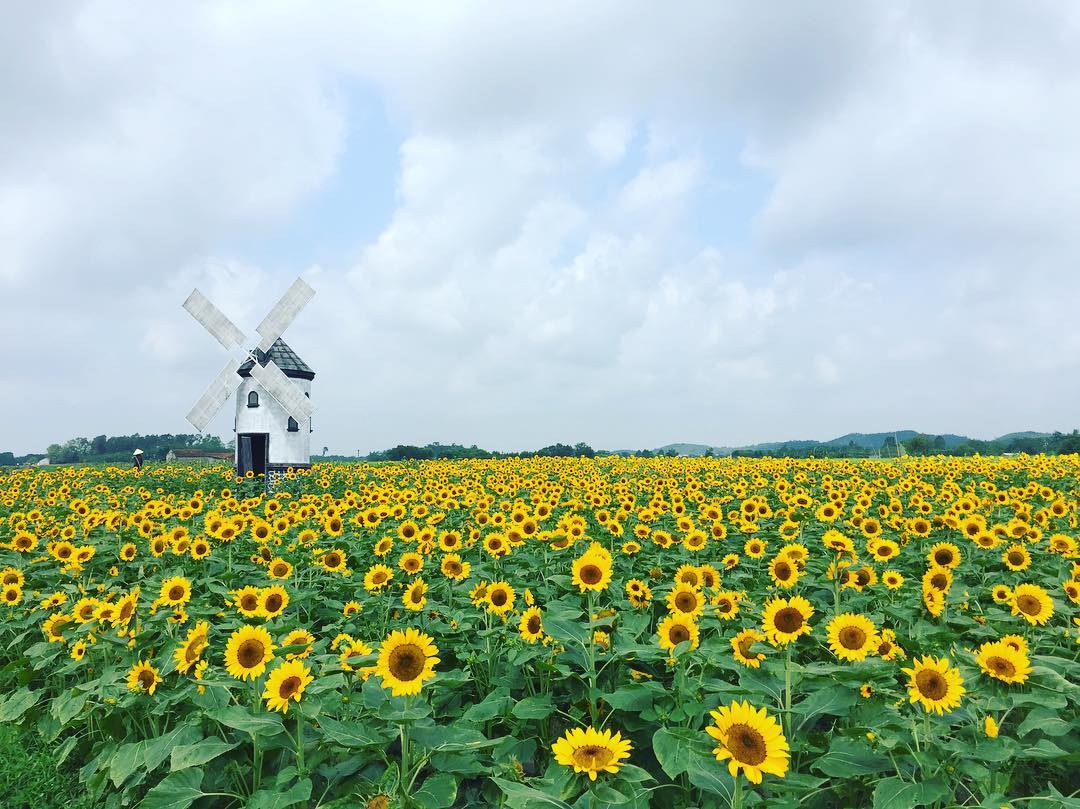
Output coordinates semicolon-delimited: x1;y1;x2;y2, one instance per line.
686;752;735;801
491;777;573;809
145;725;203;772
652;726;709;779
411;723;499;752
1018;707;1073;738
602;682;666;712
794;685;857;727
170;739;240;772
1020;738;1069;760
247;778;312;809
414;773;458;809
512;694;555;720
0;687;38;721
872;777;949;809
316;715;390;748
139;768;205;809
462;688;510;722
51;688;87;725
206;705;283;736
811;737;892;777
110;740;147;788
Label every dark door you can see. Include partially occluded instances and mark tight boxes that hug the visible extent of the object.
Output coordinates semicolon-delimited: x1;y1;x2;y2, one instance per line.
237;434;269;477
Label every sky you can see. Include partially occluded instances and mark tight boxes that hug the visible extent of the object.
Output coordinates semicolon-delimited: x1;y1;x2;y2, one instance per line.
3;2;1080;455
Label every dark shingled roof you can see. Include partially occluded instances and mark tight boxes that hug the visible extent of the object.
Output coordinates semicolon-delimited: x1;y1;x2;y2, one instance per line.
238;339;315;380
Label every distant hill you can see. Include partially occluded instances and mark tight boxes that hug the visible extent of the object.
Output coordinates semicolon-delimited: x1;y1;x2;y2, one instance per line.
993;431;1052;443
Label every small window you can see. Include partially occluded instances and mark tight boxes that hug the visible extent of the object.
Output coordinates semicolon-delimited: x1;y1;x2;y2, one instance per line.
287;417;299;432
247;391;259;408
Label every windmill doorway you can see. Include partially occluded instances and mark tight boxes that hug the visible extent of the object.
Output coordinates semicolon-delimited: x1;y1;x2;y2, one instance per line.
237;433;268;478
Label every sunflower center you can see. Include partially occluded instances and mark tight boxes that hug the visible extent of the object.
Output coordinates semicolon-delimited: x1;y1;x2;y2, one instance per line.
773;607;804;634
137;669;156;689
1016;594;1041;616
409;587;424;604
580;565;602;585
675;592;698;612
725;723;767;766
265;594;283;612
717;599;733;614
855;570;871;586
1007;552;1024;565
571;744;614;770
736;636;757;657
388;644;425;681
446;562;461;575
237;638;266;669
915;669;947;700
326;553;341;567
934;550;953;566
185;636;206;663
526;615;542;634
775;562;792;580
241;595;259;611
373;572;387;584
988;655;1016;677
838;626;868;650
669;625;690;644
490;589;508;606
930;574;948;590
278;675;302;699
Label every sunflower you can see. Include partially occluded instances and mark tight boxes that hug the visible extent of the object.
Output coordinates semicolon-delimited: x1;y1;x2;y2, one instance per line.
710;590;740;621
923;585;945;617
519;607;544;643
922;566;953;593
1010;583;1053;625
268;558;293;579
571;548;613;592
1002;544;1031;571
928;542;961;569
159;576;192;607
992;584;1012;603
321;548;347;573
338;639;374;673
984;715;999;738
745;538;767;558
882;570;904;590
263;660;314;714
440;553;470;581
126;660;162;695
281;628;315;660
826;613;879;662
975;640;1031;684
657;615;700;651
902;656;965;714
175;620;210;674
112;589;139;628
399;552;424;574
375;628;440;696
70;640;87;661
363;563;394;592
224;625;275;680
876;628;905;661
869;539;900;563
627;580;652;608
705;700;789;784
485;581;516;616
761;596;814;646
551;726;633;781
768;555;800;589
260;585;289;619
0;584;21;607
675;564;701;588
731;629;767;668
403;578;428;612
234;585;264;617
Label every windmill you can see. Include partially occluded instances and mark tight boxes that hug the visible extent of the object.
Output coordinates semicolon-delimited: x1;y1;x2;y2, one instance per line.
182;277;316;479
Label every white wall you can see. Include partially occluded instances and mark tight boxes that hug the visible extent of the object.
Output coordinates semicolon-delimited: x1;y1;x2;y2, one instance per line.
234;376;312;466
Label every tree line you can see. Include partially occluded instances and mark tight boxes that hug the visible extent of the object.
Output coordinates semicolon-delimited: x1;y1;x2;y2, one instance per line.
732;431;1080;459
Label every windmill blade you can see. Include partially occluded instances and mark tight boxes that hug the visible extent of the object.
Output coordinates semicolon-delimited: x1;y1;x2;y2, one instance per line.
185;353;247;431
183;289;247;351
247;359;315;422
255;277;315;352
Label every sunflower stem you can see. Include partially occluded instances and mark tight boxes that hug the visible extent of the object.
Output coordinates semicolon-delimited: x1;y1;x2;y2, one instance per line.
732;773;743;809
783;646;793;739
295;712;305;773
399;715;410;807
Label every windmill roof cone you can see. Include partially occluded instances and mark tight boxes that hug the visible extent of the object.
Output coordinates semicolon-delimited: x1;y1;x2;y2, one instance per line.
181;278;316;481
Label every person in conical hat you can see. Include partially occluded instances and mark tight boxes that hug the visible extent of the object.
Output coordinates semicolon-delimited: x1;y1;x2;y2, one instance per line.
132;448;144;472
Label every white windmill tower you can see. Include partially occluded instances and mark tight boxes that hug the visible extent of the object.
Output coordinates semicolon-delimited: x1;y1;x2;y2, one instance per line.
182;278;316;479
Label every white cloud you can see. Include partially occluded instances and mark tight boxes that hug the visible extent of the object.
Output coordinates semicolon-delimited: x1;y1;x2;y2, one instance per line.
3;2;1080;454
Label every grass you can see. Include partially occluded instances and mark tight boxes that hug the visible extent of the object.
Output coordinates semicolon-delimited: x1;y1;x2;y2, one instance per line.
0;724;93;809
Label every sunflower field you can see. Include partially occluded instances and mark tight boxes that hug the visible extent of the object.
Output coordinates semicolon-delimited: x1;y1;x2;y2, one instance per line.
0;456;1078;808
